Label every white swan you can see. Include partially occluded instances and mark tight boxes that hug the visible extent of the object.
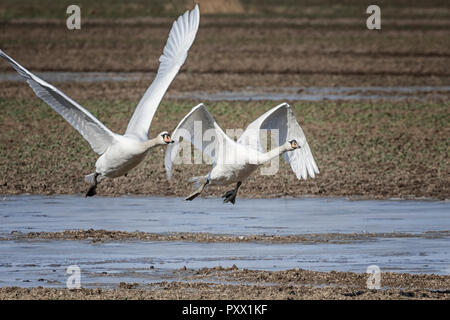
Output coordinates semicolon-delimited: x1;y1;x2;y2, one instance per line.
165;102;319;203
0;5;200;196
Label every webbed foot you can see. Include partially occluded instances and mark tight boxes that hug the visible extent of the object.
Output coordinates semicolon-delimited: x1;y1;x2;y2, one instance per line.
85;172;99;197
222;189;237;204
85;184;97;197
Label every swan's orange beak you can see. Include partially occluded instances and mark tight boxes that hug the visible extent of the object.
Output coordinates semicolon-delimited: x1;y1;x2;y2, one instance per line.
163;134;173;144
289;140;300;149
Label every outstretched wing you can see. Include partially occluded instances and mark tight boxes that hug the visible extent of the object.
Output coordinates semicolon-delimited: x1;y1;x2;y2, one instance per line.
0;50;117;155
238;103;319;179
164;103;229;180
125;5;200;140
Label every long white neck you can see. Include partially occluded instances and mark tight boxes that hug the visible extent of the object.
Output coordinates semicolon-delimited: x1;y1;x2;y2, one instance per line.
143;136;163;151
256;142;291;165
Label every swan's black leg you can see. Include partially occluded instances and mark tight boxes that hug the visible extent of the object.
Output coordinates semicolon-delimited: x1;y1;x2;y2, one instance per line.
185;179;209;201
85;173;99;197
222;181;242;205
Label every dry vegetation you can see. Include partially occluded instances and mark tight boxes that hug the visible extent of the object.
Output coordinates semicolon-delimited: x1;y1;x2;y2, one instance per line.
0;1;448;200
0;96;448;199
0;0;449;301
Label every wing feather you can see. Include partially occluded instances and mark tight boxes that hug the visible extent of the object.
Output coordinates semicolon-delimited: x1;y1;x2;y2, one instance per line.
164;103;228;180
125;5;200;140
238;103;319;180
0;50;116;155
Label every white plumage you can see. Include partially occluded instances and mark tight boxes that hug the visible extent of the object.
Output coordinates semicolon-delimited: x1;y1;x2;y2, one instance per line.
237;102;319;180
1;5;200;196
165;103;319;203
125;5;200;141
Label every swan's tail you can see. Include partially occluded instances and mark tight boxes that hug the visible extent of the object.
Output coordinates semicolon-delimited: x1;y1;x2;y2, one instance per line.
85;173;105;184
188;175;208;189
85;172;105;184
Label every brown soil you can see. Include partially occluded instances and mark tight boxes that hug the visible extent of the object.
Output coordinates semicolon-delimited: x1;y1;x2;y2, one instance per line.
4;229;450;243
0;96;448;199
1;16;449;87
1;268;449;300
0;2;449;199
1;1;449;302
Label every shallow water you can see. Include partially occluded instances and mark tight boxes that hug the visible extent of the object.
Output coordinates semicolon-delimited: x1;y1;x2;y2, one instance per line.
0;71;153;83
1;71;448;101
1;195;449;235
2;237;449;288
169;86;450;101
0;195;449;288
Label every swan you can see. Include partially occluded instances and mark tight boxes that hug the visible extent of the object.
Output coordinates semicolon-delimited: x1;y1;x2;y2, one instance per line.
0;5;200;197
165;102;319;204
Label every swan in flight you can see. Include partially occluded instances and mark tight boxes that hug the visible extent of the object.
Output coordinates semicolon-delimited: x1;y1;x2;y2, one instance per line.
0;5;200;197
165;102;319;204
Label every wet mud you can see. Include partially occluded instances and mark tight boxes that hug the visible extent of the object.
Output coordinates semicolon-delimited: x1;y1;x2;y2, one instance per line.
1;267;449;300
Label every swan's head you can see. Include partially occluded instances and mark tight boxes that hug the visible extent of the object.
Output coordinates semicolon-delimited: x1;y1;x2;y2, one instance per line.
159;131;174;145
287;139;300;150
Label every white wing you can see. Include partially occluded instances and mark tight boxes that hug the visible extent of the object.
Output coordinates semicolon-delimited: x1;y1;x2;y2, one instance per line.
238;102;319;179
164;103;230;180
125;5;200;140
0;50;117;155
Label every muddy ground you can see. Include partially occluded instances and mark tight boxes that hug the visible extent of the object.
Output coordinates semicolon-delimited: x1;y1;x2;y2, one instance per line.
0;1;449;199
0;1;449;300
1;15;450;89
4;229;450;244
1;267;449;300
0;97;447;199
0;0;449;200
2;229;449;300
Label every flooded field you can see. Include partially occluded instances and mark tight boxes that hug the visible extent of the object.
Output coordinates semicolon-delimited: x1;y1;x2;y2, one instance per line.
0;0;449;299
1;195;449;235
1;71;449;101
0;195;449;289
170;86;450;101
